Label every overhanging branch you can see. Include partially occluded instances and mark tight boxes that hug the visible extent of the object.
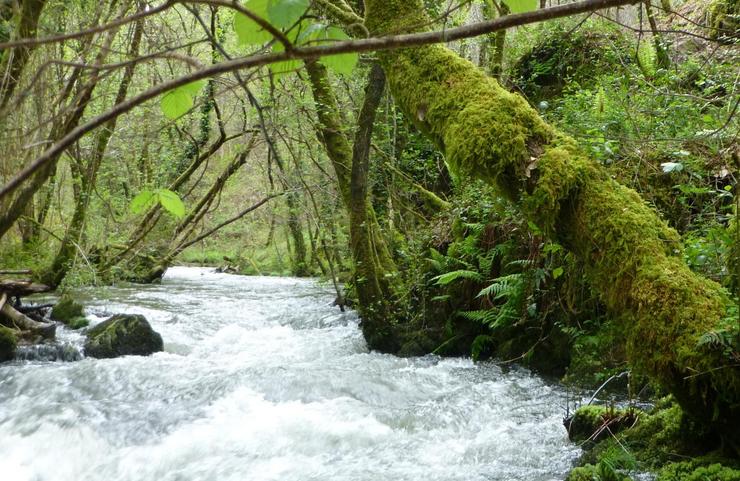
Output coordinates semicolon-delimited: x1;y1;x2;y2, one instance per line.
0;0;637;201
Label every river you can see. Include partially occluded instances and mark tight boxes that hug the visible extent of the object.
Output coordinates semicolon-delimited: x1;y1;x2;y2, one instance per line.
0;267;581;480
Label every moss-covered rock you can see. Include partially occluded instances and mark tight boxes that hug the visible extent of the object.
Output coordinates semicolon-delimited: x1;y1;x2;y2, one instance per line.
573;398;732;481
566;405;638;443
0;325;17;362
51;296;84;324
708;0;739;42
84;314;163;359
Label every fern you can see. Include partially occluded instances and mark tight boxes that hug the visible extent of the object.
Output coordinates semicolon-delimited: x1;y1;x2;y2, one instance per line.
426;248;446;273
457;309;498;324
471;335;494;361
477;273;523;299
506;259;535;268
697;330;733;350
433;269;483;286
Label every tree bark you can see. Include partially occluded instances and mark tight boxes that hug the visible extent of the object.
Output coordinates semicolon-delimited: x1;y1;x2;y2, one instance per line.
365;0;739;450
0;0;47;109
305;58;400;351
348;62;400;351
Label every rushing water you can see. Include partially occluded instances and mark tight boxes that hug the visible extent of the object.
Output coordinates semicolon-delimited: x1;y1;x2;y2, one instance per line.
0;267;581;481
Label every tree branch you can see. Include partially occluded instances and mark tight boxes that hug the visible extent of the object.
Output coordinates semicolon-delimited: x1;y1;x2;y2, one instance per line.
0;0;638;202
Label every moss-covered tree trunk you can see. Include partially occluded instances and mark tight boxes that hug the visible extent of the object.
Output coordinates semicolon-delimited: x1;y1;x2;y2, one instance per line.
349;63;399;351
305;59;399;351
364;0;739;450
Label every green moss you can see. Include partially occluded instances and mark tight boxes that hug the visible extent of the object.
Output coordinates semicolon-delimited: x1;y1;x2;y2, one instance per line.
567;405;637;443
708;0;739;42
370;42;553;201
0;325;17;362
51;295;84;323
67;317;89;330
568;465;602;481
567;463;634;481
658;460;740;481
580;399;720;472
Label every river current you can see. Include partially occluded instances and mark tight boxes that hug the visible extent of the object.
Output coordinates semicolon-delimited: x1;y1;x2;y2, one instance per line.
0;267;581;481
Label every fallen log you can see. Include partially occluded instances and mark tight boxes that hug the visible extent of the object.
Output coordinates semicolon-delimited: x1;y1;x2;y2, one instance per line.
0;279;53;297
0;294;56;339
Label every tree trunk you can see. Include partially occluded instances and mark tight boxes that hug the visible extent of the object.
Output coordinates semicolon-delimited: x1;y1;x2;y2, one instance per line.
364;0;739;450
349;63;399;351
0;0;47;109
644;0;670;69
45;16;144;288
305;58;399;351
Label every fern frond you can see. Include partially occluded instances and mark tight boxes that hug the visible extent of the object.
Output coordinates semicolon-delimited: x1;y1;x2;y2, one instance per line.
433;269;483;286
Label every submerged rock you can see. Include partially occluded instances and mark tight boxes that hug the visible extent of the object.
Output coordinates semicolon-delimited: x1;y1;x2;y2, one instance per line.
84;314;163;359
0;325;17;362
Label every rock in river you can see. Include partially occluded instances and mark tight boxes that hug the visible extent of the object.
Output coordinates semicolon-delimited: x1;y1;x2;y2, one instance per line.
84;314;163;359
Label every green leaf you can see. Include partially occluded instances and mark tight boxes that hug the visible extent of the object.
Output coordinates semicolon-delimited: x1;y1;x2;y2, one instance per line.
130;190;157;214
267;0;309;29
181;80;206;96
234;0;272;46
552;266;564;279
501;0;537;14
322;51;358;76
160;89;193;119
157;189;186;218
661;162;684;173
269;41;301;77
305;26;358;76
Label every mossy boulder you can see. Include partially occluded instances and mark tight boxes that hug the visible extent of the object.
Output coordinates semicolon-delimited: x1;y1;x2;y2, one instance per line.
84;314;163;359
566;405;638;443
575;398;729;480
0;326;17;362
51;296;85;323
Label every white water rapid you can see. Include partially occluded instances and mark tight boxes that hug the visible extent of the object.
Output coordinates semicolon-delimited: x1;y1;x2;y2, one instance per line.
0;267;581;481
